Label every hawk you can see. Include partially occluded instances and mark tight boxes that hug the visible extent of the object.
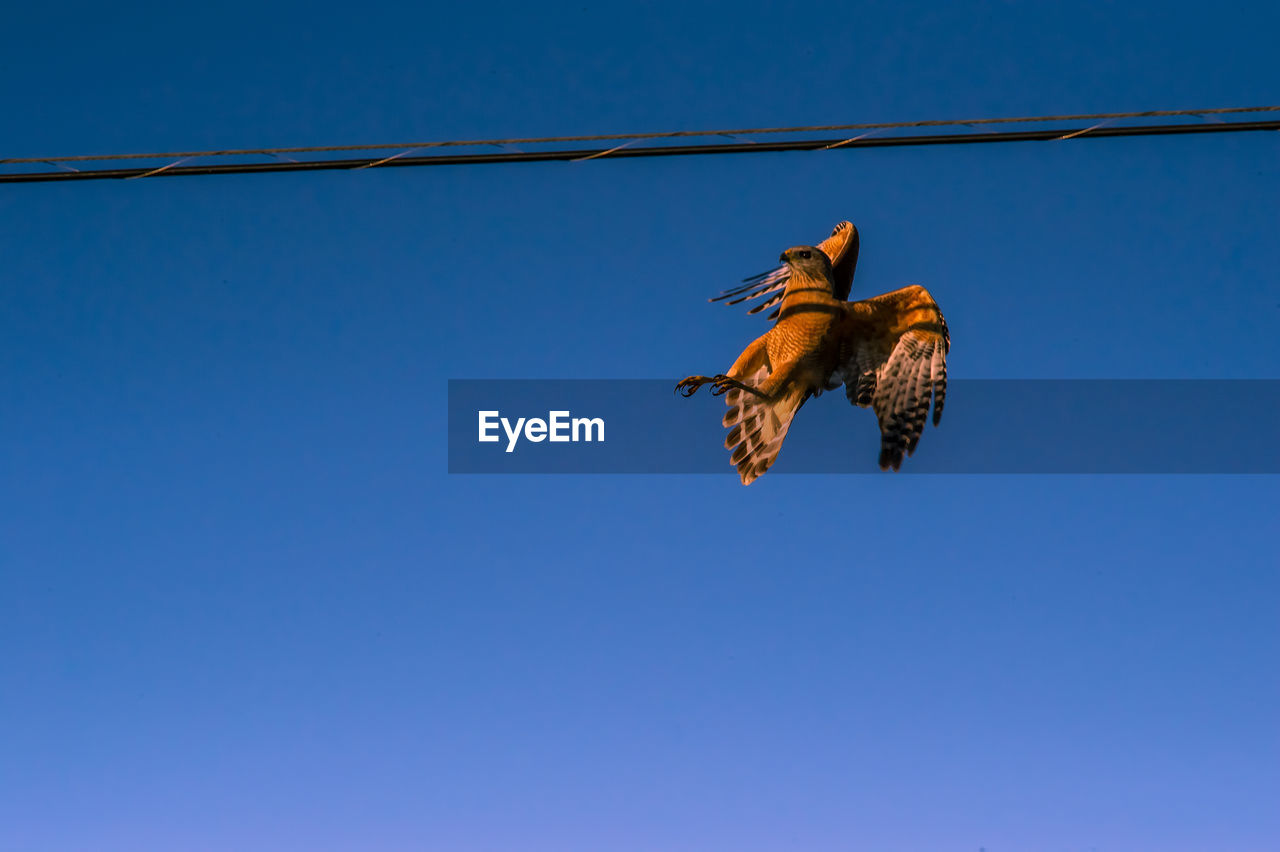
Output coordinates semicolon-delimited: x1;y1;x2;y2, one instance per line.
676;242;949;485
710;221;861;319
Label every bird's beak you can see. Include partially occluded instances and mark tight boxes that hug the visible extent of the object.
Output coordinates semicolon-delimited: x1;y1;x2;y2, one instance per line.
779;251;789;263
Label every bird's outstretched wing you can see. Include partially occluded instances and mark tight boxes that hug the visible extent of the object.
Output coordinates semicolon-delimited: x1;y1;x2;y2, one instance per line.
834;285;949;471
722;381;808;486
712;338;808;485
710;221;859;319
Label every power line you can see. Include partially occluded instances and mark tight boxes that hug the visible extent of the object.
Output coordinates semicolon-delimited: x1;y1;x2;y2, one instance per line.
4;105;1277;165
3;108;1278;185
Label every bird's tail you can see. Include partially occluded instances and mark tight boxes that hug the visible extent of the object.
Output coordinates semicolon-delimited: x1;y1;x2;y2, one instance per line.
722;383;807;485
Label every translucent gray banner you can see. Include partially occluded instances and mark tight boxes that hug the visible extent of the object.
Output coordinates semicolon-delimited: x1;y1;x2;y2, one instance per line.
448;380;1280;474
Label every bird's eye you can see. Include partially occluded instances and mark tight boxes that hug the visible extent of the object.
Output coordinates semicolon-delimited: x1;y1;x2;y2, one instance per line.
799;250;811;258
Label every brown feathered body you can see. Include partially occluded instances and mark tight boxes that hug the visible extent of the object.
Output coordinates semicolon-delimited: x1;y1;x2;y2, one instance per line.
714;244;949;485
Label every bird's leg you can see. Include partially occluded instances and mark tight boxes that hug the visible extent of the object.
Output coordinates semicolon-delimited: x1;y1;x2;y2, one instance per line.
677;337;774;399
675;374;772;400
709;375;772;399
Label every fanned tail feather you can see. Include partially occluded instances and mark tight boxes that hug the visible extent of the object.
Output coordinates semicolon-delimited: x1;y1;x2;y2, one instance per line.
709;266;791;315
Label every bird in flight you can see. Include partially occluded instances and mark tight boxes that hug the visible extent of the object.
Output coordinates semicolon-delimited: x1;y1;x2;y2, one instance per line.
676;230;949;485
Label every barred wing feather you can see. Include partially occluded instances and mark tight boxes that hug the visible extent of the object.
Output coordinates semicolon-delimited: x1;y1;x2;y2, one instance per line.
838;285;949;471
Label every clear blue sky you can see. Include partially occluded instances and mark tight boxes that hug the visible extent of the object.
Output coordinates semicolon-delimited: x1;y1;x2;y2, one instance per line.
3;1;1278;849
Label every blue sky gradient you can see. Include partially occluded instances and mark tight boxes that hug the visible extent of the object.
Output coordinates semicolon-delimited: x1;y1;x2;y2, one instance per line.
3;2;1278;849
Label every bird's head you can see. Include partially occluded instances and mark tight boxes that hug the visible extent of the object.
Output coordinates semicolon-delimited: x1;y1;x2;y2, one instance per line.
779;245;833;284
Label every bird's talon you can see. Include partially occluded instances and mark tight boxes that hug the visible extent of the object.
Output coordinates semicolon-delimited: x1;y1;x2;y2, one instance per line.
675;376;711;397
